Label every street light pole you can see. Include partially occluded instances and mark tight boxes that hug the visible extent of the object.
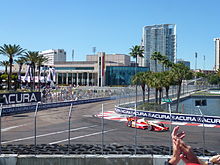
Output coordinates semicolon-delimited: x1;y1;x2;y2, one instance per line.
195;52;198;88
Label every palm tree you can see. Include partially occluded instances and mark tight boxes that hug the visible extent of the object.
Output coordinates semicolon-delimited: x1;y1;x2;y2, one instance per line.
129;45;144;66
0;61;9;74
132;72;147;103
36;55;49;91
129;45;144;104
15;57;26;89
162;71;174;99
0;44;25;90
171;63;191;112
145;71;153;103
151;52;163;72
24;51;39;91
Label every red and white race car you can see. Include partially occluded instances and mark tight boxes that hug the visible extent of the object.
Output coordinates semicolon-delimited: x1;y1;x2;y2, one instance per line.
126;117;169;131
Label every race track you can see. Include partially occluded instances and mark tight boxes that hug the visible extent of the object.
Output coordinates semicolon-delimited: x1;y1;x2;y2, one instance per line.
2;99;220;153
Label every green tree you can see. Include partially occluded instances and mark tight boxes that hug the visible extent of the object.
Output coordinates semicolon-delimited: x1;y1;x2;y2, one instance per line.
129;45;144;65
0;44;25;90
129;45;144;104
24;51;39;91
149;72;164;104
162;71;174;99
0;61;9;74
15;57;26;89
145;71;153;102
151;52;163;72
207;74;220;85
171;63;191;112
132;72;147;103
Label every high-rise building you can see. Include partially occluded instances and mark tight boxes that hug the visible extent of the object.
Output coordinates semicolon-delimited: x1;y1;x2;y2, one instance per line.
39;49;66;65
214;38;220;71
177;59;190;69
140;24;176;72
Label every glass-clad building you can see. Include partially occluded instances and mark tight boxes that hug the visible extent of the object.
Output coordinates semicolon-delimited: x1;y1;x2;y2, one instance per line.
140;24;176;72
105;66;149;86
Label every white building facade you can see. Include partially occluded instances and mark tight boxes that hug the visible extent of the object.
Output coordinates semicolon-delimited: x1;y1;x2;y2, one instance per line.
39;49;66;65
140;24;176;72
214;38;220;71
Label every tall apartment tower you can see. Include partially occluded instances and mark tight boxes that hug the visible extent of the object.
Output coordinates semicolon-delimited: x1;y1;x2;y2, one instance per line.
214;38;220;71
139;24;176;72
39;49;66;65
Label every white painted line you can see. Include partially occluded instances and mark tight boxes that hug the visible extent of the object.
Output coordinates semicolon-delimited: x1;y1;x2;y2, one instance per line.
2;124;26;132
198;124;215;127
2;125;97;144
119;118;128;122
172;122;187;126
49;129;116;144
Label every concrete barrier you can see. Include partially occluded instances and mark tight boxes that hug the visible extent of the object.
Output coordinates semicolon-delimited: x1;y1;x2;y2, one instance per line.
0;154;210;165
0;154;17;165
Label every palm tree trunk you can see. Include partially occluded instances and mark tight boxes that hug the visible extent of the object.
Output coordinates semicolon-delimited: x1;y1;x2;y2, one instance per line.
8;58;13;90
141;84;145;103
165;86;169;98
18;64;22;89
147;86;150;102
159;88;162;104
38;66;41;92
155;88;158;104
176;81;182;113
5;66;7;74
33;65;35;90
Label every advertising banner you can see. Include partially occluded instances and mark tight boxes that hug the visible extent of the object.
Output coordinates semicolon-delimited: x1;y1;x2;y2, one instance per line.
0;92;41;105
115;106;220;125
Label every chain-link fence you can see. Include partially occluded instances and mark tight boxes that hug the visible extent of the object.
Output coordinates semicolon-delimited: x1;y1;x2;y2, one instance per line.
0;85;219;156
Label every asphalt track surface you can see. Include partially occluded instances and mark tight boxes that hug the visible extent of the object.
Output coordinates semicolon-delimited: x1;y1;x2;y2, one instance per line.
1;99;220;153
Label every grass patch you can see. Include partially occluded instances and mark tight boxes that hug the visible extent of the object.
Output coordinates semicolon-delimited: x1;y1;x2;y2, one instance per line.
137;102;167;112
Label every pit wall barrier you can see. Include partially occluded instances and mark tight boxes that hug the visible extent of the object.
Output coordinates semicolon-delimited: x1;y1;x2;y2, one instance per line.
115;106;220;125
0;155;210;165
1;97;116;116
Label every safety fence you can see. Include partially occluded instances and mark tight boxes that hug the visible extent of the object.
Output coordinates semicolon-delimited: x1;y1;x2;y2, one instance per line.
0;85;219;158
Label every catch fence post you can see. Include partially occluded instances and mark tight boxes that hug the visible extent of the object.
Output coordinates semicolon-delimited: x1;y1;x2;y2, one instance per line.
101;104;104;155
34;102;40;155
0;103;3;155
68;103;73;155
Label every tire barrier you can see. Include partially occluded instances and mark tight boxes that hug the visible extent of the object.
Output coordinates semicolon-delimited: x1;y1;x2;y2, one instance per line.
0;144;217;156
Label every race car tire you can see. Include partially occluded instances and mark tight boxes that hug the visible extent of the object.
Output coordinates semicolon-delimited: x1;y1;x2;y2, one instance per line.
127;121;132;127
148;125;153;131
158;123;165;127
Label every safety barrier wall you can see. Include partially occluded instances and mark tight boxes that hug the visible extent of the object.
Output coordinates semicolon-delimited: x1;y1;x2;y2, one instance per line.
1;96;116;116
115;106;220;125
0;155;210;165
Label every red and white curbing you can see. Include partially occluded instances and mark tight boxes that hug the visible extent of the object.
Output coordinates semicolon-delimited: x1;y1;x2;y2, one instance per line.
95;111;220;128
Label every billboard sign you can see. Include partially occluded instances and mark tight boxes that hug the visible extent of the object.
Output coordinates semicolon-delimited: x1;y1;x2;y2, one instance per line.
0;92;41;105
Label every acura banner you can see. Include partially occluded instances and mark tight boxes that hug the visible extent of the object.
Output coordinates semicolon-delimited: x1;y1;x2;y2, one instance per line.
0;92;41;105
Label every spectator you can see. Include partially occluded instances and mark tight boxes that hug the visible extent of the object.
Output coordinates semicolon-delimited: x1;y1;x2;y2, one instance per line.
166;126;220;165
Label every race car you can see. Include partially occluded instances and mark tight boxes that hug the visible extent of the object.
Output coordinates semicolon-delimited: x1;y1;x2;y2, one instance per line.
126;117;169;131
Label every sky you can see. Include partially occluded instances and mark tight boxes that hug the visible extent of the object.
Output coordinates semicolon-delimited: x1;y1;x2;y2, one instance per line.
0;0;220;70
